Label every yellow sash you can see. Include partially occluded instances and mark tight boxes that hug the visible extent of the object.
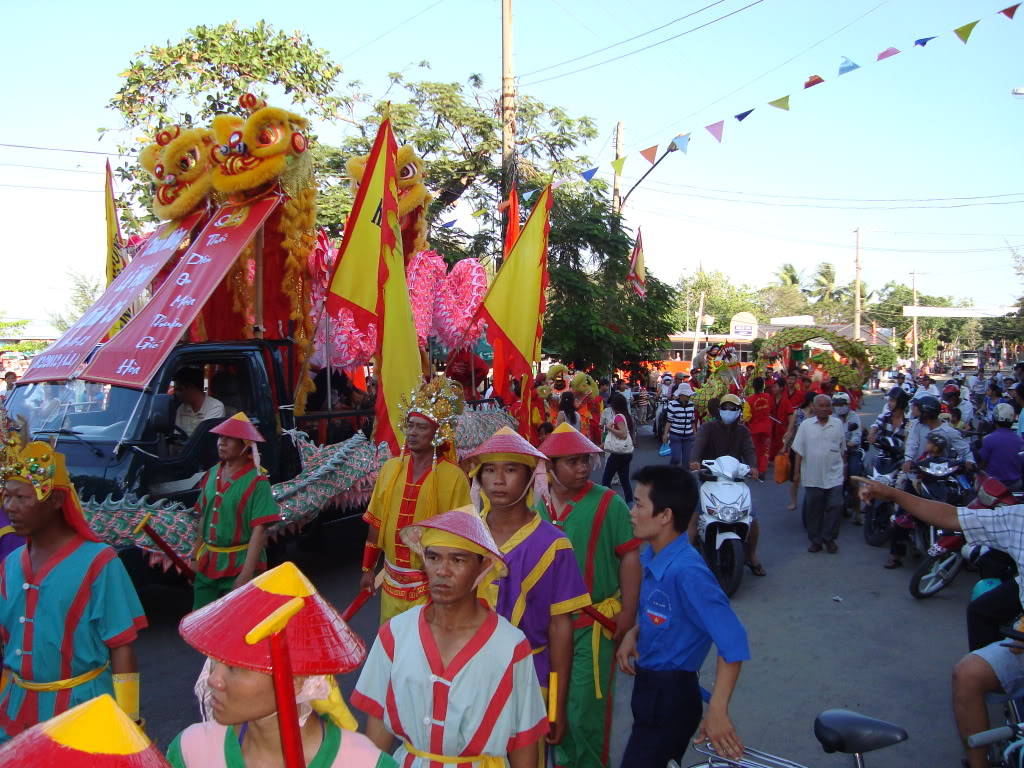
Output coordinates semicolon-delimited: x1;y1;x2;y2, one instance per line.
403;741;504;767
12;662;109;692
197;541;248;556
587;596;621;699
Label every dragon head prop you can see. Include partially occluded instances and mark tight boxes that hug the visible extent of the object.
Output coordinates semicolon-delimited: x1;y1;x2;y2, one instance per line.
347;143;431;261
211;93;310;197
139;126;217;221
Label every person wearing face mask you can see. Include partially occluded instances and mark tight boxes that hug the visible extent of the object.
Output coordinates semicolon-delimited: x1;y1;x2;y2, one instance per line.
689;394;764;576
830;392;864;522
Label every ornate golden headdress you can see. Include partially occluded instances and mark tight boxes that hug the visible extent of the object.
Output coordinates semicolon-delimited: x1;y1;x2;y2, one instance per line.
1;419;59;502
396;376;465;451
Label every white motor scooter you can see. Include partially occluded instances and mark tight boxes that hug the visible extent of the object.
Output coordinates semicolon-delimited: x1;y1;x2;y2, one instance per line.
696;456;753;597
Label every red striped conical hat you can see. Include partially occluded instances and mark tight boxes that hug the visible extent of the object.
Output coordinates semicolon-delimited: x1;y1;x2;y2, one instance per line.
209;412;264;442
0;694;169;767
537;422;601;458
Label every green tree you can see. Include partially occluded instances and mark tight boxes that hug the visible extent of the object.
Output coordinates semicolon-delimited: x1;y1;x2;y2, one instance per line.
755;284;810;320
775;263;803;288
0;315;47;356
674;270;759;334
49;272;103;333
868;344;897;370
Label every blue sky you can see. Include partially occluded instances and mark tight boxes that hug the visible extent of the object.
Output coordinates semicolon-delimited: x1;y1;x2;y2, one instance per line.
2;0;1022;329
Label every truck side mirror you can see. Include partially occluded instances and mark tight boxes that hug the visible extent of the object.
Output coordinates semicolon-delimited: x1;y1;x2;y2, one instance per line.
149;393;176;434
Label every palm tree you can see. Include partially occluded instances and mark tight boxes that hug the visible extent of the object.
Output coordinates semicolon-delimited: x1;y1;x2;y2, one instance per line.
775;263;802;288
810;262;845;303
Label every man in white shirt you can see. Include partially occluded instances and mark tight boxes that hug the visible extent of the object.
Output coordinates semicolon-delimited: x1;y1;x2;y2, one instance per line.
173;367;225;437
792;395;846;554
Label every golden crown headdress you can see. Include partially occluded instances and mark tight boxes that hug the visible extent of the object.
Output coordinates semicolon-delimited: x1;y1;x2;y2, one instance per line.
0;406;60;501
397;376;465;449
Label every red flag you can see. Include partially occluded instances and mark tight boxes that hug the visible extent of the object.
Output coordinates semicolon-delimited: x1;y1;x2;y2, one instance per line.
1001;4;1019;18
504;182;520;257
627;229;646;299
639;145;659;165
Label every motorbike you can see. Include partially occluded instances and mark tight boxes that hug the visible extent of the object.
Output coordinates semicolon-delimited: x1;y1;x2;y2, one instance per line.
696;456;753;597
862;435;903;547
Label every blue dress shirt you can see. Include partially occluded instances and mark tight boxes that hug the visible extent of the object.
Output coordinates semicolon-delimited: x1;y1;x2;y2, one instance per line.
637;534;751;671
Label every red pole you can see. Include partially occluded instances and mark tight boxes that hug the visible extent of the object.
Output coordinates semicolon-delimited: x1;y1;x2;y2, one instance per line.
143;523;195;582
340;589;374;623
581;605;616;633
269;630;306;768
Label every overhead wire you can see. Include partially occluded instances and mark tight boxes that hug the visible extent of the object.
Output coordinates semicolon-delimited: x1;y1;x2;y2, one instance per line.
520;0;729;77
0;183;100;193
0;162;103;174
520;0;766;87
340;0;448;59
0;143;127;157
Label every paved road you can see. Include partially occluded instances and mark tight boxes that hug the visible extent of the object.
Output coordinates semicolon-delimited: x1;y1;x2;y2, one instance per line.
137;389;973;767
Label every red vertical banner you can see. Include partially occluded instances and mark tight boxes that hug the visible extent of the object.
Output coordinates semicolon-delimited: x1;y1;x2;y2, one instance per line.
82;196;280;389
21;210;205;384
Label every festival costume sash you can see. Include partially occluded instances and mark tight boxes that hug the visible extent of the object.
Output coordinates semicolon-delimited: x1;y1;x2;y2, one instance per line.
81;196;280;388
21;211;205;384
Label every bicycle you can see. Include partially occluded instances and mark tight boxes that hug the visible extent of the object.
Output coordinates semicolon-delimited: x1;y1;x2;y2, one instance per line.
676;709;907;768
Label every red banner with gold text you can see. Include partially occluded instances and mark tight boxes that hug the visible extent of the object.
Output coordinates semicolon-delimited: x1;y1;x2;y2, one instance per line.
81;196;280;389
22;210;205;384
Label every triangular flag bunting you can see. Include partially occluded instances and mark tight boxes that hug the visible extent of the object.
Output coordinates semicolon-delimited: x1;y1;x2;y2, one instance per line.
639;145;659;164
954;20;979;43
497;199;512;212
804;75;824;89
914;37;937;47
1000;4;1019;19
768;95;790;111
610;156;626;175
705;121;724;143
581;167;599;182
877;47;900;60
522;189;538;202
838;56;860;75
734;109;754;122
552;178;567;190
672;133;691;152
442;220;457;228
471;208;487;218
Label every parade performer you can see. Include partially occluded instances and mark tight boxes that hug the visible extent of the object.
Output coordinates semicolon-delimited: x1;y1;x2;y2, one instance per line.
359;376;471;623
352;507;548;767
465;427;591;760
0;434;146;741
168;561;395;767
190;413;281;610
0;694;169;767
534;424;642;768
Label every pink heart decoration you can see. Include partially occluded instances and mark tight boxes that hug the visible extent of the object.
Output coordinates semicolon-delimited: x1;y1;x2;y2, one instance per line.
434;258;487;350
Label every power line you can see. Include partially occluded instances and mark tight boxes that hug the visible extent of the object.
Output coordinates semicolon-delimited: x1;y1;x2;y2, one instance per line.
521;0;766;87
0;162;103;175
520;0;728;78
0;143;127;157
0;183;100;193
341;0;448;59
631;1;888;148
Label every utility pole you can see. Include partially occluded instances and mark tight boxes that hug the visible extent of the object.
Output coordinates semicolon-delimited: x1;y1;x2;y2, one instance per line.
690;291;705;364
911;270;919;365
853;227;862;341
501;0;515;252
612;121;624;213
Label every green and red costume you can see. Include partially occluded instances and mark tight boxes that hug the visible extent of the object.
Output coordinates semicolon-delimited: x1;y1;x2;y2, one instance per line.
193;461;279;610
535;481;640;768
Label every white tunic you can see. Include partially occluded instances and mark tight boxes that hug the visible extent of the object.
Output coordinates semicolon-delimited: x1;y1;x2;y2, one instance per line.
352;605;548;767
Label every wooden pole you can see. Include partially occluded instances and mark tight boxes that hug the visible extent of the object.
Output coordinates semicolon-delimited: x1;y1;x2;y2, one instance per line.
501;0;515;252
612;121;624;213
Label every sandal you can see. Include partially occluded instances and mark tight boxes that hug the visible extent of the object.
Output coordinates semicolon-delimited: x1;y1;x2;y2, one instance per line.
745;560;767;577
883;557;902;569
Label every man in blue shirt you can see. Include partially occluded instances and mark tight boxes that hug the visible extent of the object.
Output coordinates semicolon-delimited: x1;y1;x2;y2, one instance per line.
616;465;750;766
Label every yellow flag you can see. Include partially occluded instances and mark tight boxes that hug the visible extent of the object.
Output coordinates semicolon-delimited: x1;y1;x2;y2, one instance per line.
610;156;626;175
481;186;551;406
104;161;129;337
768;95;791;111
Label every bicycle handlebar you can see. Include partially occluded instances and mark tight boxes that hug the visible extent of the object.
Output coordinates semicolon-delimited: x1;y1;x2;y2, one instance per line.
967;725;1015;748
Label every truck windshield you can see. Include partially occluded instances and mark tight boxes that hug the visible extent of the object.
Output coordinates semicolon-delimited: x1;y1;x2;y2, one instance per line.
5;380;144;441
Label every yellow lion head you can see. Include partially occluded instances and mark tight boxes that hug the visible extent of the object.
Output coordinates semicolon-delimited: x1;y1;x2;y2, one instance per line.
347;143;432;260
211;94;310;197
139;126;216;221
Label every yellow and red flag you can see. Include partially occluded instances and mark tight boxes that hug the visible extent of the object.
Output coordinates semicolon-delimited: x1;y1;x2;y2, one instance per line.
325;119;421;454
628;228;647;299
503;182;520;257
480;185;551;417
104;160;129;338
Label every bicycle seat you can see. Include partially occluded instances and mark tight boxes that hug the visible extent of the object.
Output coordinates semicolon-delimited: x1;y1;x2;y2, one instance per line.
814;709;908;754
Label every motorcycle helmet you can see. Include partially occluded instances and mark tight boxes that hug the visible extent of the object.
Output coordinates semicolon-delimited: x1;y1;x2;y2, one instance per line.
916;395;941;418
942;383;960;400
925;429;949;453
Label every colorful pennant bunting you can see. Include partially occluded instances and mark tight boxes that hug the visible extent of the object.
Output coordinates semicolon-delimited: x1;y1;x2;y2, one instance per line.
954;20;979;42
442;220;457;228
705;121;724;143
610;156;627;175
804;75;824;89
522;189;538;202
914;36;937;47
471;208;487;218
1001;4;1020;19
552;178;567;190
838;56;860;75
734;109;754;122
877;47;900;61
639;145;659;164
581;167;599;182
768;95;790;111
672;133;691;152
